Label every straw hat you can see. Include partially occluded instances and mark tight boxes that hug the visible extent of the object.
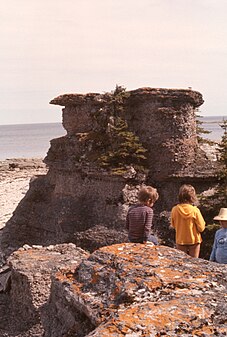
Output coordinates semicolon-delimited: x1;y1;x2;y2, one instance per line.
214;208;227;221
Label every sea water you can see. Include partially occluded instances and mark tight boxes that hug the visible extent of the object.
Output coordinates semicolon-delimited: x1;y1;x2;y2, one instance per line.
200;115;226;142
0;123;65;160
0;116;226;161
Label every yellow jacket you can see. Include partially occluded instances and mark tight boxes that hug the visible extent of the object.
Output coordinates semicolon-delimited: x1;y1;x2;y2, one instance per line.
171;204;205;245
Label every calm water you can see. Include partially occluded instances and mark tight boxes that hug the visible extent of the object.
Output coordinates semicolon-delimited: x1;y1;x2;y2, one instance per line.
199;115;226;142
0;123;66;160
0;116;226;160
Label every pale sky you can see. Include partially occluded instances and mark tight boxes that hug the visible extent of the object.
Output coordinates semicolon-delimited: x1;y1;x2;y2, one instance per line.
1;0;227;125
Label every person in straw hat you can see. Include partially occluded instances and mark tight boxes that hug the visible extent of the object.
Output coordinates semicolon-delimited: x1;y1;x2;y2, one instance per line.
209;208;227;264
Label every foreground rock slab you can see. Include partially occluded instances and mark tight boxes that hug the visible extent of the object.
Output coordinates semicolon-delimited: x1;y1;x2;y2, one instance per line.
2;243;88;336
48;243;227;336
2;243;227;336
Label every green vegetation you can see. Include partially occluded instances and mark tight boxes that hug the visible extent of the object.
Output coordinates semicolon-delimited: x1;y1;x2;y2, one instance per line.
199;118;227;259
201;223;221;260
218;118;227;195
196;112;213;144
98;116;147;174
82;85;148;175
200;118;227;210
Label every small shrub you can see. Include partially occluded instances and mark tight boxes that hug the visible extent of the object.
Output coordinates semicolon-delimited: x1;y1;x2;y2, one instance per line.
201;223;220;260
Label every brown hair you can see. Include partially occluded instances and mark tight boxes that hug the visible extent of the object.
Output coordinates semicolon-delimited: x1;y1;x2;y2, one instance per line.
138;186;159;204
178;184;197;204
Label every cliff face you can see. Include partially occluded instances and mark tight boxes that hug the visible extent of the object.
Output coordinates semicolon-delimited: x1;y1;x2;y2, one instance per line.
1;243;226;336
0;87;218;255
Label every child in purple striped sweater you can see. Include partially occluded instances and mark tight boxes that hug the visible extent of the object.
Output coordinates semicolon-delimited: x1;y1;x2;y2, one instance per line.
126;186;159;245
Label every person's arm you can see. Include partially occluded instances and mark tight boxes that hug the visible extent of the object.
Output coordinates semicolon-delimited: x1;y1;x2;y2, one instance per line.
143;208;153;243
209;233;217;262
195;208;206;232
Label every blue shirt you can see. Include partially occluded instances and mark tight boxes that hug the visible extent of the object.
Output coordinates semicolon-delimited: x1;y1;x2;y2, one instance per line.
209;228;227;264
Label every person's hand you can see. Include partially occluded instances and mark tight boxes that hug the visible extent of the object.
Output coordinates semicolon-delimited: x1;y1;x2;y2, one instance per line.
143;241;154;246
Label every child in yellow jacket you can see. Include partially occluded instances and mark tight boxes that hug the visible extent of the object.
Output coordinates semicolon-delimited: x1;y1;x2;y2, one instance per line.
171;184;205;258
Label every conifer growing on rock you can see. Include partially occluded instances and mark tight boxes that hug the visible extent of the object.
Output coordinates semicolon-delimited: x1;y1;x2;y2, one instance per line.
200;118;227;212
91;85;148;175
209;118;227;206
218;118;227;198
200;118;227;259
195;111;213;144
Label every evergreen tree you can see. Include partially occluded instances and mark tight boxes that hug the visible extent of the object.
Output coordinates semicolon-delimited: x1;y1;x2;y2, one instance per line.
195;111;212;144
199;117;227;214
199;118;227;259
217;118;227;200
91;85;148;174
99;116;147;173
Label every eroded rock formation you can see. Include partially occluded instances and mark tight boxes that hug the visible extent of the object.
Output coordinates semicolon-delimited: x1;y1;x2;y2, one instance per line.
49;87;205;179
0;87;219;256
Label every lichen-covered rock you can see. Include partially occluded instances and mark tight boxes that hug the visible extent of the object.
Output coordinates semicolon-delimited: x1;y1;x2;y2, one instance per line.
46;243;227;336
73;225;128;253
5;244;88;335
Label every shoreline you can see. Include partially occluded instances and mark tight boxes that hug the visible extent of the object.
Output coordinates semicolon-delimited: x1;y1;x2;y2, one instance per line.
0;158;48;230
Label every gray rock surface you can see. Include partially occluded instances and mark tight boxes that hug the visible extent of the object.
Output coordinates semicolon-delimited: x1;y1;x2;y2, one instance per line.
0;243;88;336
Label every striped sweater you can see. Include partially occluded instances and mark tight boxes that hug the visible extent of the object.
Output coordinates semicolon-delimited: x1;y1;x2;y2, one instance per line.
126;203;154;242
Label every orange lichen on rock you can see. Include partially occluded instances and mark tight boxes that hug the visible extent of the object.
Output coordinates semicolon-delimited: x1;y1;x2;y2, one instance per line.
45;243;227;336
5;242;227;336
88;299;216;336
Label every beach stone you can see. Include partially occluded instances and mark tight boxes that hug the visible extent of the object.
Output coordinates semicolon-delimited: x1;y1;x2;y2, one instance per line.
200;143;220;161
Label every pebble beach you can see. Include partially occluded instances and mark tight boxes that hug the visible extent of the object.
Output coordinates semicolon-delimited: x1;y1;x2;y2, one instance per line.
0;158;48;230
